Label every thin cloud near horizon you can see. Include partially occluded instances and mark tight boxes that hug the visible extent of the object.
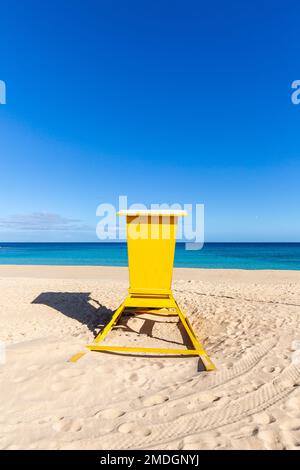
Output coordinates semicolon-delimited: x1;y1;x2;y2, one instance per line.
0;212;93;232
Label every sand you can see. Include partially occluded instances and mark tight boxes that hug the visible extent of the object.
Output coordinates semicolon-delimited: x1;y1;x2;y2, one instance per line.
1;265;300;450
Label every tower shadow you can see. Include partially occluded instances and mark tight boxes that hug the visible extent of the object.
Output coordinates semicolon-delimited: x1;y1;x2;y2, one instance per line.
32;292;114;337
32;292;200;362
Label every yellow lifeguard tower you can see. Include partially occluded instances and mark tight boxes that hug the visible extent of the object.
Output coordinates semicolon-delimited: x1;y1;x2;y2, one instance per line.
70;210;215;371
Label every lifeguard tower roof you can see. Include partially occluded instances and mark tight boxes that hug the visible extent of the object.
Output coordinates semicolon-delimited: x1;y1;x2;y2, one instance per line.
117;209;187;216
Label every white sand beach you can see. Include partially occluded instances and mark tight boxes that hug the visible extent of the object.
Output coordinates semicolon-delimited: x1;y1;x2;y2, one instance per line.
1;265;300;450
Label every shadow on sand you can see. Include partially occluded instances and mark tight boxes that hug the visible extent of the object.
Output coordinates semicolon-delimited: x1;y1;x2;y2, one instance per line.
32;292;113;337
32;292;204;369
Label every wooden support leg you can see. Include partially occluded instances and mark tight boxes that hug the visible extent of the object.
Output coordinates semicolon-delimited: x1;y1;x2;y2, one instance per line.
69;300;126;362
69;295;216;371
93;301;126;344
174;300;216;371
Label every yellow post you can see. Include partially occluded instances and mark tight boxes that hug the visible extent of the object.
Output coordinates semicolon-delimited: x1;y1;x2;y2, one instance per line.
70;210;215;371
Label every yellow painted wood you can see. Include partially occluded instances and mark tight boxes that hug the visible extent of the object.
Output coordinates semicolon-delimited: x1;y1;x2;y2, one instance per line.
175;307;216;371
124;295;175;308
68;351;87;362
86;345;204;356
93;301;126;344
126;214;177;294
70;210;215;371
128;308;177;316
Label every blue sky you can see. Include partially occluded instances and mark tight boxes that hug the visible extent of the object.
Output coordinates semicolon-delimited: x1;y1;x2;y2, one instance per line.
0;0;299;242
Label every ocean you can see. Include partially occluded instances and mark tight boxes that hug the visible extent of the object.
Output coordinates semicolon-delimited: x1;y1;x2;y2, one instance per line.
0;242;300;270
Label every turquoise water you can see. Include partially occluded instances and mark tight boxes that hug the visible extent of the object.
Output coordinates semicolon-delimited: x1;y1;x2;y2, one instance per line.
0;242;300;270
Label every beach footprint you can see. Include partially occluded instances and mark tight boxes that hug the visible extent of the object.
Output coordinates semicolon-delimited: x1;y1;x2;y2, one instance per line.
95;408;125;420
52;417;82;432
253;412;275;425
118;422;152;436
142;394;169;406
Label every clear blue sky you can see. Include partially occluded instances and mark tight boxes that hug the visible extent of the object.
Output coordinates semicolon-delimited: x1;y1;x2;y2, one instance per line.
0;0;299;242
